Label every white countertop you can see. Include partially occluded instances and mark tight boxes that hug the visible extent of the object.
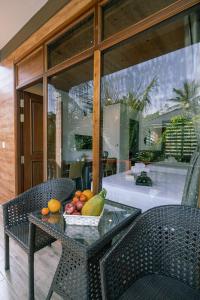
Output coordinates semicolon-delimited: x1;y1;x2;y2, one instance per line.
102;164;188;212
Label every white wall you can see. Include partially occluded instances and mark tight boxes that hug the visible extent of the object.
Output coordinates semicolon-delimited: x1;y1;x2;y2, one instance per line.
59;92;144;165
139;120;162;151
103;104;120;159
62;91;92;162
103;103;138;172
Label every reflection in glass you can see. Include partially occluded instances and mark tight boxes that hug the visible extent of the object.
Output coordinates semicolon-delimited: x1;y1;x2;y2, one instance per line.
101;6;200;210
48;15;94;68
102;0;178;40
33;200;135;247
48;59;93;190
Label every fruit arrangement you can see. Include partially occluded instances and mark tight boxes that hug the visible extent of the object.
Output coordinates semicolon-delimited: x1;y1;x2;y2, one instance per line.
64;189;106;217
41;198;61;215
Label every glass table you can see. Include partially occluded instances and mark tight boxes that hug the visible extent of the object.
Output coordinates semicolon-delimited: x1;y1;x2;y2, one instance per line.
29;200;141;299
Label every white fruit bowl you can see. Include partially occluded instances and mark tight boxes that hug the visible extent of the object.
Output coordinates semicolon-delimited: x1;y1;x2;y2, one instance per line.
63;208;104;226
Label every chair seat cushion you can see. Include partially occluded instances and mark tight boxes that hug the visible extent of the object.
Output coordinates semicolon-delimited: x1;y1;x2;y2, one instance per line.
6;222;56;252
120;274;200;300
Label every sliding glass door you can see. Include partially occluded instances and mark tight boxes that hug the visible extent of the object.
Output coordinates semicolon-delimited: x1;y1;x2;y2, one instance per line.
47;59;93;190
45;0;200;209
101;6;200;209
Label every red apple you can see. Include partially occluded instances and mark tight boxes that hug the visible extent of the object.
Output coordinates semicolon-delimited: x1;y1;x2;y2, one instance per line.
76;200;84;211
65;203;75;215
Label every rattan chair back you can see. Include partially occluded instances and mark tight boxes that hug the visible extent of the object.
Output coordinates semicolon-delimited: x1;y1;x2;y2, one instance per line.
3;178;75;227
101;205;200;300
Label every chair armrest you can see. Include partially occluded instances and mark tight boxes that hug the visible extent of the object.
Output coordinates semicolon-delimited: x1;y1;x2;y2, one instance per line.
3;194;31;228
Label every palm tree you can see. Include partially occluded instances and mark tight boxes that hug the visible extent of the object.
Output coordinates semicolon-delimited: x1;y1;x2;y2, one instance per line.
104;77;157;113
126;77;157;112
168;80;200;153
170;80;200;116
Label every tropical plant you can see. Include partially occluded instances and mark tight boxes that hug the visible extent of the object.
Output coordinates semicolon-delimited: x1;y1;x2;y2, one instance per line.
160;115;196;162
170;80;200;116
104;77;157;112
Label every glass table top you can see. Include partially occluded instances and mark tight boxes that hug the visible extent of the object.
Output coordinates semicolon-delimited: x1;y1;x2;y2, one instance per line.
30;200;140;248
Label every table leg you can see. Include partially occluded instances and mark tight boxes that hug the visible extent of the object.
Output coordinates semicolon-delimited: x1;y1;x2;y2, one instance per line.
4;233;10;270
88;242;112;299
46;244;88;300
28;222;36;300
46;241;112;300
46;288;53;300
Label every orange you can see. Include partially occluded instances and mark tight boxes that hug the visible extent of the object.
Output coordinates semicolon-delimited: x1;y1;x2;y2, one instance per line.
41;207;49;215
75;190;82;198
80;194;87;202
47;214;61;224
72;197;79;204
48;198;61;213
82;190;94;200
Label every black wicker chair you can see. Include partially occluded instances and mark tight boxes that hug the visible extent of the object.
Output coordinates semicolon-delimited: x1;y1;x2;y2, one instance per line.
3;178;75;299
100;205;200;300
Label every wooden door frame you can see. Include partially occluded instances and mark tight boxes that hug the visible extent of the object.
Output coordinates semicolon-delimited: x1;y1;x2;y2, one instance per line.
14;0;200;196
15;89;23;195
15;78;44;194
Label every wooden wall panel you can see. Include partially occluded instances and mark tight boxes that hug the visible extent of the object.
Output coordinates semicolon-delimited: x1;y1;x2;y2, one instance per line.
16;47;43;87
0;58;16;203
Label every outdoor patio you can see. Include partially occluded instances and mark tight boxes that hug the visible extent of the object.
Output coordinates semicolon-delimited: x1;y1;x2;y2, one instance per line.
1;0;200;299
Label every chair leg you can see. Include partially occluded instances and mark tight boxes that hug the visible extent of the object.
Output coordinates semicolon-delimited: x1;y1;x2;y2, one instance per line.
28;251;34;300
4;233;10;270
46;288;53;300
28;222;36;300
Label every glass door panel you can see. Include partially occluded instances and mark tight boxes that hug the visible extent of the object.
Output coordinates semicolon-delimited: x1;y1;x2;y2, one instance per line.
102;0;178;40
101;6;200;210
48;58;93;190
48;15;94;68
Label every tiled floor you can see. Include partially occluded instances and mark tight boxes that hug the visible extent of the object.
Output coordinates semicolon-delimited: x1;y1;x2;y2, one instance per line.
0;206;63;299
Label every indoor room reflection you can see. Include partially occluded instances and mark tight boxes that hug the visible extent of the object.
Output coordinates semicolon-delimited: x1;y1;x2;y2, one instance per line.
48;59;94;190
101;6;200;211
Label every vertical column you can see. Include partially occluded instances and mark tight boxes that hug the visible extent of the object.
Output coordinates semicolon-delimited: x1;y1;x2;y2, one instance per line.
43;76;48;181
55;93;62;177
93;50;101;194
